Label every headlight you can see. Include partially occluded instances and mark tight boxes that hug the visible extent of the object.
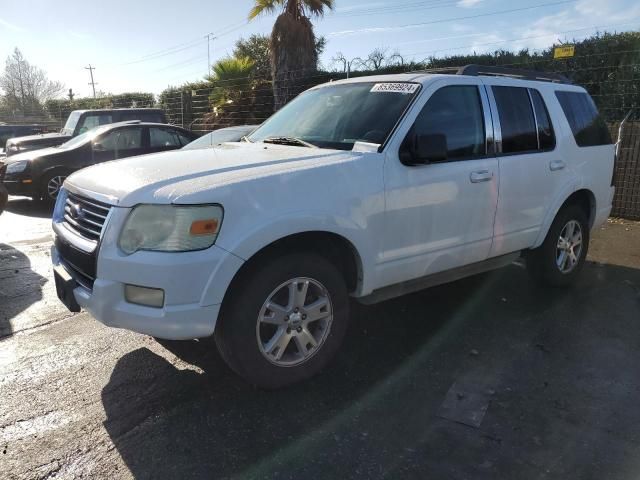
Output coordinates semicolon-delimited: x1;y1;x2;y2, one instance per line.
119;204;223;254
6;160;29;174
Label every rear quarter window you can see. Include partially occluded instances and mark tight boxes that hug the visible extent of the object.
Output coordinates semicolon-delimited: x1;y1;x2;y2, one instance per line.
555;91;612;147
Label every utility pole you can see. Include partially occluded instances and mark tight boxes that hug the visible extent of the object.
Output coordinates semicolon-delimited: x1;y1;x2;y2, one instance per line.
85;64;97;99
205;33;216;76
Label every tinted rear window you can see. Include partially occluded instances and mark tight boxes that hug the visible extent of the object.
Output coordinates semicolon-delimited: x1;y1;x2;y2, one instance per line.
555;91;611;147
492;86;538;154
119;111;164;123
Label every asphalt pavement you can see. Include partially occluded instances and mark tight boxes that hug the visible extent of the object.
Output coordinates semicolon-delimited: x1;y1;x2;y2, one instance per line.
1;196;639;480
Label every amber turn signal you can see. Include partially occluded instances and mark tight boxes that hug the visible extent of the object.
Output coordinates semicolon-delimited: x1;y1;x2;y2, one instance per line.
190;219;219;236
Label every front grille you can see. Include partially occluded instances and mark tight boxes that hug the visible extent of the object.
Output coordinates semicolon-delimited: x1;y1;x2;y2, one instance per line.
63;191;111;242
55;236;96;291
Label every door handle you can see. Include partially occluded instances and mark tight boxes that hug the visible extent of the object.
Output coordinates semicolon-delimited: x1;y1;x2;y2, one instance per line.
549;160;566;171
470;170;493;183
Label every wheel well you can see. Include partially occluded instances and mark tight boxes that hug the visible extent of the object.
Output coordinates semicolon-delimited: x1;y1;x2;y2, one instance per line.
40;167;73;187
225;232;362;300
562;189;596;228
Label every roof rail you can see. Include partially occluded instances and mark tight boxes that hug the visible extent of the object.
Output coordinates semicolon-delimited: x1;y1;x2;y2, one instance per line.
457;64;571;84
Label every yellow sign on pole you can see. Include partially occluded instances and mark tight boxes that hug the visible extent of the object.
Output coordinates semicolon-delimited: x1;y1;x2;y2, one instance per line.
554;45;575;59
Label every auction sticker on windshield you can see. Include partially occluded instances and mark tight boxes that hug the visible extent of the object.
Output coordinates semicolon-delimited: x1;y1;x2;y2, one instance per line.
370;83;420;94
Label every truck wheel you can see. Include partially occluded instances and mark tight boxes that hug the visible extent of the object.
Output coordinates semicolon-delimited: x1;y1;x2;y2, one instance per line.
215;252;349;388
527;204;589;287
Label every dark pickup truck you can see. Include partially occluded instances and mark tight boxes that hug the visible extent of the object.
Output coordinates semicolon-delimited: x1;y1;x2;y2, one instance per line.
1;124;49;154
4;108;166;157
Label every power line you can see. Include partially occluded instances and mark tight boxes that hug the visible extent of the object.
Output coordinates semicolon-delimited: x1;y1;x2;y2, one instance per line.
328;0;578;36
405;21;640;59
333;0;461;18
115;19;250;68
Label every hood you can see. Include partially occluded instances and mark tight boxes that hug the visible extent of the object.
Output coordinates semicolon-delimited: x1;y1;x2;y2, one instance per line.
7;132;70;150
66;143;359;207
4;147;60;164
8;132;67;144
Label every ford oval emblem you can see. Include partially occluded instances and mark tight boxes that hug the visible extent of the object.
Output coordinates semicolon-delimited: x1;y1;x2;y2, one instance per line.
69;203;84;220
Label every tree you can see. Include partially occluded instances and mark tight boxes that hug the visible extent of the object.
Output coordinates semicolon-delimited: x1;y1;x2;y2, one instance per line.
234;33;328;82
205;56;259;127
363;48;405;71
248;0;334;110
0;48;64;118
234;35;272;80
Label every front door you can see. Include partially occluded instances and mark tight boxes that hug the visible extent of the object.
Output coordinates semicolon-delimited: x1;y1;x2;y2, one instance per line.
147;126;183;155
91;126;146;165
380;81;499;288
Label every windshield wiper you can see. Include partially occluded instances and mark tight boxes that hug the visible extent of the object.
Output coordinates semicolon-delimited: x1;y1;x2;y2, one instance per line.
263;136;316;148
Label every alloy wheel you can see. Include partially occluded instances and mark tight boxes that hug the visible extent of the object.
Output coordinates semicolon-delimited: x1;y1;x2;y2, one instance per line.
256;277;333;367
556;219;583;274
47;176;66;200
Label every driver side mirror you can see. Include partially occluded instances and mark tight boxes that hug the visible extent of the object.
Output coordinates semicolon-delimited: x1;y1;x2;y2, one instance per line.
92;142;106;152
412;133;448;164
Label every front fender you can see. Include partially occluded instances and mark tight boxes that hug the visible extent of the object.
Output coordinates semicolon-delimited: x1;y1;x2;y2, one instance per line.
215;212;376;296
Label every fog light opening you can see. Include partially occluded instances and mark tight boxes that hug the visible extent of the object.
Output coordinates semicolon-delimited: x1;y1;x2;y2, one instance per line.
125;284;165;308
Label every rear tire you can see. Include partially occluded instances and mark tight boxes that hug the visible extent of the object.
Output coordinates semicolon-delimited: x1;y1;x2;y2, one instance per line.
215;252;349;389
527;204;589;287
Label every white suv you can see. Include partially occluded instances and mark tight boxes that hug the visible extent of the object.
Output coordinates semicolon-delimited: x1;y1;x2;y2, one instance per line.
52;66;615;388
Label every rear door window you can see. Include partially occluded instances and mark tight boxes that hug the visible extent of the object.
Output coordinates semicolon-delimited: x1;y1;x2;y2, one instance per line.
555;91;612;147
492;86;538;154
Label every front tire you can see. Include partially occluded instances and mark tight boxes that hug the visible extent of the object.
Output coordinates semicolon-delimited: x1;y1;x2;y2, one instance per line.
215;252;349;389
527;204;589;287
40;172;67;203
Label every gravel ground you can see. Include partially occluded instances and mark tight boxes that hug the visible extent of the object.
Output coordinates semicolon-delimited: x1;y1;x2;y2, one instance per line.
1;197;639;480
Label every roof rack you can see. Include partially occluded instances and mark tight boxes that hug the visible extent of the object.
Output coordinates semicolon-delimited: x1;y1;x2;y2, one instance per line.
456;64;572;84
409;64;572;84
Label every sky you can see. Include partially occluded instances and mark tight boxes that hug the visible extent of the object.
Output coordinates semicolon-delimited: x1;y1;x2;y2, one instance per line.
0;0;638;98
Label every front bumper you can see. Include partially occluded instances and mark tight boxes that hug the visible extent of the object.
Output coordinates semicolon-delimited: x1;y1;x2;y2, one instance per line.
52;244;240;339
52;204;245;340
3;178;36;196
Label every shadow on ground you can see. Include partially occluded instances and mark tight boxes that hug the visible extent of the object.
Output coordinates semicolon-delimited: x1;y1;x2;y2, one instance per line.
101;261;640;480
6;197;53;219
0;244;46;337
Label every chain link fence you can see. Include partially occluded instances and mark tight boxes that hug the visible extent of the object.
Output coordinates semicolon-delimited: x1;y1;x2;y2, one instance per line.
1;57;639;219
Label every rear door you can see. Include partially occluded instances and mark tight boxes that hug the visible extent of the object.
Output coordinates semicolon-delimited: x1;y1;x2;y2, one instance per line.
484;80;571;256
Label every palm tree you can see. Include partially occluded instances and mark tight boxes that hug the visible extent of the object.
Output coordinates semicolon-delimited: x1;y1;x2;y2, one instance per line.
206;56;256;127
248;0;334;110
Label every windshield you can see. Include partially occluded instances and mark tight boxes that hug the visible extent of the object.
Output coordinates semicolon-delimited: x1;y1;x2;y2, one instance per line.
61;111;81;135
182;126;256;150
248;82;420;150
